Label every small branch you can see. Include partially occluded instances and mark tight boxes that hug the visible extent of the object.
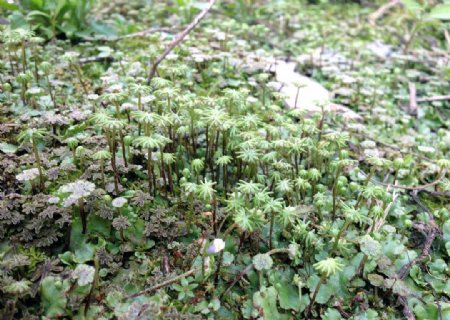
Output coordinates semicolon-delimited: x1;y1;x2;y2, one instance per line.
396;190;440;279
396;221;438;279
78;56;114;64
147;0;215;83
408;82;417;116
125;267;199;299
368;0;401;25
81;27;175;42
366;170;447;191
397;296;415;320
444;29;450;47
417;95;450;103
219;248;289;300
418;189;450;198
373;184;398;233
219;263;253;300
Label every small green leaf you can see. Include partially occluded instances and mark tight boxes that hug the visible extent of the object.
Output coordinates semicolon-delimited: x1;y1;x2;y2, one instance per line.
359;235;382;258
0;143;18;154
426;4;450;21
41;276;69;317
322;308;343;320
402;0;424;15
443;220;450;242
0;0;18;10
276;283;300;311
253;286;285;319
367;273;384;287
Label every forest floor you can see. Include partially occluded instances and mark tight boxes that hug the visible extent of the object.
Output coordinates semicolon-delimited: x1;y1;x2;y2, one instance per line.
0;1;449;319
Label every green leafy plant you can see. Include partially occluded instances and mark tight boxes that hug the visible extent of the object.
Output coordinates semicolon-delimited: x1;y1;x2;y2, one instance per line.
5;0;105;39
400;0;450;51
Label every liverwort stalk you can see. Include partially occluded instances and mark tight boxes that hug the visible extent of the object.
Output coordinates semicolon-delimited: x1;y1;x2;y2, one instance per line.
18;128;47;191
306;258;343;317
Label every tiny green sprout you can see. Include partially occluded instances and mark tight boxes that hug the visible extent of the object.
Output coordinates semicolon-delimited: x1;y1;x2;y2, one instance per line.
40;61;56;108
216;155;232;190
131;110;160;136
18;128;47;191
295;177;311;203
134;134;168;195
16;71;33;105
197;179;216;203
94;150;111;189
162;153;176;194
313;257;344;277
62;51;88;95
275;179;293;199
129;83;151;111
191;158;204;183
233;208;265;233
14;28;34;73
437;159;450;174
263;197;284;249
237;147;260;178
102;91;127;117
26;87;43;109
172;277;198;301
332;202;364;253
65;137;79;161
277;206;297;228
307;257;344;317
75;146;87;170
237;180;262;204
181;180;197;226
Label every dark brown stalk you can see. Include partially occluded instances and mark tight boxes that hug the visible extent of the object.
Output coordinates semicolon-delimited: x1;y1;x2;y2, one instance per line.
147;0;216;83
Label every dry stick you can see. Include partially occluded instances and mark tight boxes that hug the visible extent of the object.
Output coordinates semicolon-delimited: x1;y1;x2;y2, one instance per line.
444;29;450;47
125;267;199;299
78;56;114;65
408;82;417;116
81;27;174;42
396;190;440;279
362;169;447;191
373;185;398;232
419;189;450;198
397;296;415;320
368;0;401;25
147;0;216;84
417;95;450;103
397;221;438;279
219;248;289;300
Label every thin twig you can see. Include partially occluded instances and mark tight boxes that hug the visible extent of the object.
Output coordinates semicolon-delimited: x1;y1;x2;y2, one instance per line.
417;95;450;103
396;221;438;279
444;29;450;48
81;27;175;42
368;0;401;25
147;0;215;83
78;56;114;64
408;82;417;116
125;267;199;299
418;189;450;198
397;296;415;320
219;248;289;300
396;190;440;279
373;184;398;232
364;170;447;191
